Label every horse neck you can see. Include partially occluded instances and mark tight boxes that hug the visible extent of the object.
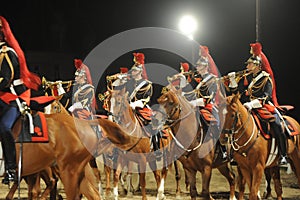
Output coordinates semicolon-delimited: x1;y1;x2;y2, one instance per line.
171;93;199;143
112;96;143;137
232;101;257;145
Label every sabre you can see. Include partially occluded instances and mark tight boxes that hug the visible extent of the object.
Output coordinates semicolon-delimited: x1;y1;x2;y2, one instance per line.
268;101;292;136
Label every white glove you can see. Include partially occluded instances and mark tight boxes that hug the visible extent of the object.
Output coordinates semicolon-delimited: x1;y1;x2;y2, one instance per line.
130;100;144;109
189;98;205;107
243;99;262;110
117;74;127;79
68;102;83;112
228;72;238;88
57;82;66;95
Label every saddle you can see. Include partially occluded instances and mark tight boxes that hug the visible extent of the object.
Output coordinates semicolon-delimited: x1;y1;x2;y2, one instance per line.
199;108;218;126
252;110;300;140
15;111;49;143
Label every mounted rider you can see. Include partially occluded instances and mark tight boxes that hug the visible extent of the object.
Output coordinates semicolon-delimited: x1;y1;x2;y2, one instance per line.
168;62;191;90
226;42;288;165
181;45;227;160
0;16;42;184
68;59;96;120
114;53;162;158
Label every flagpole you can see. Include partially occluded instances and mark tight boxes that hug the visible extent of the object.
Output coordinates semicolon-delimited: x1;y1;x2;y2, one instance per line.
256;0;260;42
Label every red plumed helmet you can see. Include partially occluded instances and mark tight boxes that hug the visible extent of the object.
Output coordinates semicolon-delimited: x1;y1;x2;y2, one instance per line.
74;58;93;85
74;59;83;69
180;62;189;72
120;67;128;73
133;53;145;65
250;42;262;56
249;42;279;106
199;45;219;76
0;16;41;90
131;52;148;79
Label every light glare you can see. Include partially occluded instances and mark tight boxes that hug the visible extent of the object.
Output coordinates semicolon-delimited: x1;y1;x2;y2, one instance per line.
179;15;197;35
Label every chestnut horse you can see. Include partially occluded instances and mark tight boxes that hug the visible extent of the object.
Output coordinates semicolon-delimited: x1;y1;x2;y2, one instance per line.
221;94;300;200
109;87;174;200
156;88;236;200
7;101;145;199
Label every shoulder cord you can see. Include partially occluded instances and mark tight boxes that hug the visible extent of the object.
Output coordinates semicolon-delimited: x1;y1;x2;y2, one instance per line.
129;80;147;101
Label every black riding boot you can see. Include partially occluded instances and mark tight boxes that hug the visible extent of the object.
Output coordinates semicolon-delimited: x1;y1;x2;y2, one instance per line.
1;130;17;184
151;131;162;160
272;123;288;165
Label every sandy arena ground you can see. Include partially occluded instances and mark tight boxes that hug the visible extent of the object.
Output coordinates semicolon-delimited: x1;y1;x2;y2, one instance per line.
0;159;299;200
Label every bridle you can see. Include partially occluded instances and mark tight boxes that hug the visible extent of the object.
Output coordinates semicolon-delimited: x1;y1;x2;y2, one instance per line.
158;91;203;152
110;93;138;136
222;102;258;153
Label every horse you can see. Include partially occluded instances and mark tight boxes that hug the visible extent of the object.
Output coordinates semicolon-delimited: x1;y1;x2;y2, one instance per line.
5;97;148;199
220;93;300;200
109;87;173;200
4;166;58;200
156;87;236;200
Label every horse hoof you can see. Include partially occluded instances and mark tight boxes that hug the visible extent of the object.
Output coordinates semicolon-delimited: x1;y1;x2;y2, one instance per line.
156;193;166;200
127;191;133;198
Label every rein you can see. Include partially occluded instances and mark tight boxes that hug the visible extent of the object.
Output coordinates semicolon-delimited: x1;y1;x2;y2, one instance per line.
162;92;203;152
110;92;144;151
223;102;259;154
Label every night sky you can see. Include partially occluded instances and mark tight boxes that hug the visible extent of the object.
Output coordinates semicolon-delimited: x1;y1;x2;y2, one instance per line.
1;0;300;119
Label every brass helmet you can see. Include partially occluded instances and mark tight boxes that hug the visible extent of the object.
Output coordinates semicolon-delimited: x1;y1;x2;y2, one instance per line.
245;55;262;65
195;56;209;68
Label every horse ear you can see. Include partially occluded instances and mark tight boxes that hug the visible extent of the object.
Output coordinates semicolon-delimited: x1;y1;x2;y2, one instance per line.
232;93;240;103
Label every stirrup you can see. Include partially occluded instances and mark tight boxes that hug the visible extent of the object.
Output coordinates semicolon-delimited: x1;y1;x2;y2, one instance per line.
154;150;163;161
2;169;17;185
222;152;227;159
279;155;288;165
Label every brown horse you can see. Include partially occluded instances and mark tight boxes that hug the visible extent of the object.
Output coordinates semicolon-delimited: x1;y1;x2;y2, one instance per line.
4;166;58;200
6;99;145;199
156;87;236;200
221;94;300;200
109;87;174;200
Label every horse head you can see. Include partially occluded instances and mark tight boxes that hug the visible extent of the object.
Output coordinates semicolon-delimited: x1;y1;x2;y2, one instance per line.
157;87;181;123
44;99;70;115
222;93;245;135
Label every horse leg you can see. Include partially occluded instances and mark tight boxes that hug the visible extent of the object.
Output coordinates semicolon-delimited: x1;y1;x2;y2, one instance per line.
104;163;112;197
39;168;58;200
113;157;124;200
200;165;213;200
25;173;41;200
79;163;101;200
149;159;163;200
249;165;264;200
263;168;272;199
184;168;190;192
89;158;104;198
5;178;22;200
125;161;135;196
289;149;300;187
138;160;148;200
59;169;82;200
237;166;246;200
217;164;236;200
173;160;182;198
185;168;197;200
270;166;283;200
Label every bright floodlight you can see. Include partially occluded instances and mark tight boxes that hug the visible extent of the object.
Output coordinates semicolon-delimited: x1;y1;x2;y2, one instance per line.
179;15;197;39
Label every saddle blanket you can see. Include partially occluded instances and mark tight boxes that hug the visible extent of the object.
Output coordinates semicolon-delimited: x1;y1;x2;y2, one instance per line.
16;112;49;143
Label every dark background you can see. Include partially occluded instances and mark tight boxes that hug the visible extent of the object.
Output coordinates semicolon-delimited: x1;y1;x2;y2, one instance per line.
1;0;299;119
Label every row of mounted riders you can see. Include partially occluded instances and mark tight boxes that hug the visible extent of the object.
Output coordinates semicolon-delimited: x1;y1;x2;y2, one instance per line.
19;66;299;198
2;68;300;200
